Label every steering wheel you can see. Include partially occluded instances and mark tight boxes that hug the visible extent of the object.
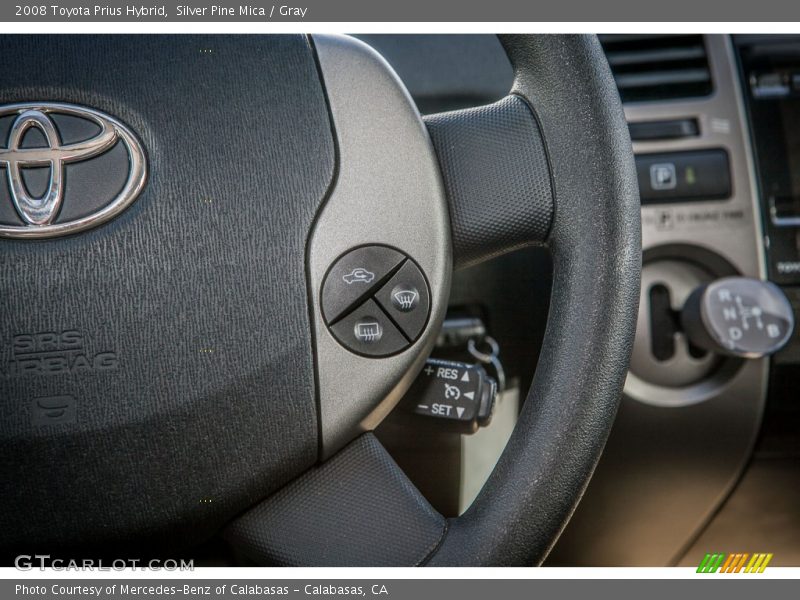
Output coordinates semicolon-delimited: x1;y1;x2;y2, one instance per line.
0;34;640;566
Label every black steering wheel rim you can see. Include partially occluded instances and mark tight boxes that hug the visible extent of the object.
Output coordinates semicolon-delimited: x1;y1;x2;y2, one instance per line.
428;35;641;564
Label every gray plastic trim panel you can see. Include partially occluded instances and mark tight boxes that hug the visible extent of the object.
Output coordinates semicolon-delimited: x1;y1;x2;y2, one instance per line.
624;35;768;410
309;34;451;458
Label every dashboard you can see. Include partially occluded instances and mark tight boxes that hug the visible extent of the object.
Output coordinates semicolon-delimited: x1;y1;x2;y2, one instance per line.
360;34;800;566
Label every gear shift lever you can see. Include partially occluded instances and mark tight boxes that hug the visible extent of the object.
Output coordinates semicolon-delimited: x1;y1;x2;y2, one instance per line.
681;277;794;358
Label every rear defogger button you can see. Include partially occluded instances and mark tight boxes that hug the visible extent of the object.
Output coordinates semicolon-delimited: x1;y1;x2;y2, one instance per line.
329;299;408;357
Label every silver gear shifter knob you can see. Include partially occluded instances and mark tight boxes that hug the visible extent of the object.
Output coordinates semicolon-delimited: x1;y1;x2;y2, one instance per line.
681;277;794;358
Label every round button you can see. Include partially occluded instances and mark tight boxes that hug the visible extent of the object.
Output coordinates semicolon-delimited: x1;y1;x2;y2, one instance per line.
390;285;420;313
322;246;431;356
353;318;383;344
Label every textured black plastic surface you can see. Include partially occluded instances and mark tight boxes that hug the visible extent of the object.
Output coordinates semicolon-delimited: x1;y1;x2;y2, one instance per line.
224;434;446;566
424;95;553;269
0;35;334;555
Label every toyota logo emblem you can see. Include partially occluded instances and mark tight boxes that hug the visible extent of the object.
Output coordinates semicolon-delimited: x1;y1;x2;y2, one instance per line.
0;103;147;239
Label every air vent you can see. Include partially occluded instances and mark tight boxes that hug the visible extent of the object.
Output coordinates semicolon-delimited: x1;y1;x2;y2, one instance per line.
599;35;713;102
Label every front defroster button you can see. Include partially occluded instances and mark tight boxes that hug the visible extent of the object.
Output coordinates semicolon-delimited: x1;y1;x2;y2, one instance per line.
390;285;420;312
375;260;430;341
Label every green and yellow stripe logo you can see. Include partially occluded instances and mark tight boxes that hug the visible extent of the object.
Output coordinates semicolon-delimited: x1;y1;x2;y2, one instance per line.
697;552;773;573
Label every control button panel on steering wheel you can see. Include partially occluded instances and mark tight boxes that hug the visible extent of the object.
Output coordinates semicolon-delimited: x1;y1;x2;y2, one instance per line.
321;245;431;357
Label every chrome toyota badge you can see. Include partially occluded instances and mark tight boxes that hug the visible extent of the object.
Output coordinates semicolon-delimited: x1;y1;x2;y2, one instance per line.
0;103;146;239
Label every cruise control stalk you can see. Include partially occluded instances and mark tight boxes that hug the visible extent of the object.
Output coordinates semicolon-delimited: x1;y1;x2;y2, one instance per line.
406;358;497;434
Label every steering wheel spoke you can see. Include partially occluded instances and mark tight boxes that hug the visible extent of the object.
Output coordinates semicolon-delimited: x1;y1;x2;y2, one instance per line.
425;94;554;269
225;34;640;567
225;434;445;566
